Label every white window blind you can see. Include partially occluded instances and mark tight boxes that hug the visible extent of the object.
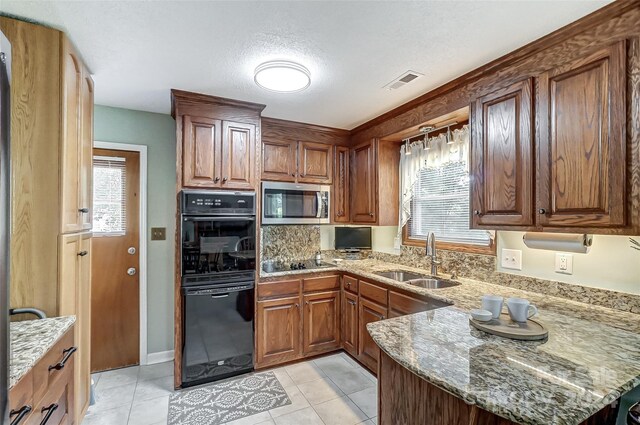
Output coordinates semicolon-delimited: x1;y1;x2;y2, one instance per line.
93;155;127;235
407;146;490;246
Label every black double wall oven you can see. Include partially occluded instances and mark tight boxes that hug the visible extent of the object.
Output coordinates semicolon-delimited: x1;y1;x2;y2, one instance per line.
180;190;256;387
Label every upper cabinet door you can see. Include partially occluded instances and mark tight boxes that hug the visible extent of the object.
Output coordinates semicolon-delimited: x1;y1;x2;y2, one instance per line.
261;139;297;182
351;140;377;223
182;115;222;188
333;146;350;222
471;78;534;228
60;40;83;233
79;71;94;231
537;41;626;229
298;141;333;184
221;121;256;190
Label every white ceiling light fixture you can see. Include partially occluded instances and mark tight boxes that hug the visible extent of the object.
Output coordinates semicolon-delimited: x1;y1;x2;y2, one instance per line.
254;60;311;93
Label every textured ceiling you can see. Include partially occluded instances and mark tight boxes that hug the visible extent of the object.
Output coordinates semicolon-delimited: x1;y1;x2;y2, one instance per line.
1;1;610;129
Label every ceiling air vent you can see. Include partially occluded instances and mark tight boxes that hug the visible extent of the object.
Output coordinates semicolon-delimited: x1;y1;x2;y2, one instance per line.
384;70;424;90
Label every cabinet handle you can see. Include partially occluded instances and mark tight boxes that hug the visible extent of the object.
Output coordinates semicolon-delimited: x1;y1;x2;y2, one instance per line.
48;346;77;371
473;210;482;216
300;173;305;177
291;173;296;177
305;301;309;305
347;300;356;306
539;208;547;215
369;212;374;217
346;282;350;286
77;251;88;257
381;315;386;320
78;208;89;213
10;405;32;425
222;177;228;182
295;303;299;308
39;404;59;425
214;177;220;182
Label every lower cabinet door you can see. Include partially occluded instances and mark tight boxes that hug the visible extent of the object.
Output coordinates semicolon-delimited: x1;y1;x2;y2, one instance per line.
342;291;358;357
303;291;341;355
256;297;302;367
358;298;387;372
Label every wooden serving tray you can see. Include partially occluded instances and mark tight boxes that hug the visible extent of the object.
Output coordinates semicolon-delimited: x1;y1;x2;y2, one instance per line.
469;313;548;341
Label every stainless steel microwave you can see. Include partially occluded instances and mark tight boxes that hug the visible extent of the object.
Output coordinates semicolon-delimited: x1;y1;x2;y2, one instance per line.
262;182;330;224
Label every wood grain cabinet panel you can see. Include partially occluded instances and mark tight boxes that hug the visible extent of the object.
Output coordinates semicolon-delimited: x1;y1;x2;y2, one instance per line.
298;141;333;184
537;41;627;229
333;146;350;222
342;290;358;357
261;139;297;182
351;140;377;223
471;78;534;228
222;121;256;189
182;115;222;188
79;72;94;231
256;297;301;367
358;297;386;372
303;291;340;355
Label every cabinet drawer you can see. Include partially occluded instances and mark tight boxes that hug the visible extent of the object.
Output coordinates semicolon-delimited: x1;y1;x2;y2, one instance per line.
342;275;358;294
257;279;301;300
359;280;388;306
32;364;74;425
9;372;33;425
303;275;340;293
32;329;75;404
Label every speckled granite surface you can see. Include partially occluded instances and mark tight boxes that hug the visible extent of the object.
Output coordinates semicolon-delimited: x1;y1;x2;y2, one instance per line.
10;316;76;388
260;225;321;265
368;308;640;425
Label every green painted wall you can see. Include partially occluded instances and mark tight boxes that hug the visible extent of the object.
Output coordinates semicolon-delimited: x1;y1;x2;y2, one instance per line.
94;105;176;355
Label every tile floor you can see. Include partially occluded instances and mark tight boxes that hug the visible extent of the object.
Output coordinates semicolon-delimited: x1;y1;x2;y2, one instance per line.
83;352;378;425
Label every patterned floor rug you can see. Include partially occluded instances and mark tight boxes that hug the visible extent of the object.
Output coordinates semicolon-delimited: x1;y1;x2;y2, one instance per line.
168;372;291;425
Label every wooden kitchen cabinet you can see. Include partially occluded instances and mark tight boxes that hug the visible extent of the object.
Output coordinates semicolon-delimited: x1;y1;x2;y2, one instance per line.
58;232;91;424
256;296;302;367
471;78;534;228
261;139;297;182
342;290;358;357
9;326;76;425
537;41;627;230
351;139;399;225
60;37;93;234
181;115;222;188
221;121;256;189
358;297;387;372
298;141;333;184
333;146;350;222
303;290;341;355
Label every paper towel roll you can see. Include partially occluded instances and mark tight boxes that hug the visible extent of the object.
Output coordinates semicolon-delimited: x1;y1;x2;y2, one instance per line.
522;232;592;253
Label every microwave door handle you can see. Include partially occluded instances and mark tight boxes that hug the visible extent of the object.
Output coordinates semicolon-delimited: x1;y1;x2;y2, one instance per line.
316;192;322;218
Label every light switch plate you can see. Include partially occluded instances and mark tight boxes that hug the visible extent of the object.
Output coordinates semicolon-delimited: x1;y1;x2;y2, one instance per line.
555;253;573;275
151;227;166;241
501;249;522;270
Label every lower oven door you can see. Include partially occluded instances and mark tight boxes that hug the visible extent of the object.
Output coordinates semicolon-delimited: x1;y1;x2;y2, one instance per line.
181;282;254;387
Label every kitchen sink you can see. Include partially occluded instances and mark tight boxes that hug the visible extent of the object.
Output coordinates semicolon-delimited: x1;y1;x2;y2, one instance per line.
407;278;460;289
374;270;461;289
375;270;428;282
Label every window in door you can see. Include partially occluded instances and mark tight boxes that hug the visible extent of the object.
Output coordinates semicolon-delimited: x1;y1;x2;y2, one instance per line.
92;155;127;235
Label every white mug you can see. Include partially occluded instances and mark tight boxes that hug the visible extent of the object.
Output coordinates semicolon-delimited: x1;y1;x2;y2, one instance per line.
506;298;538;322
481;295;504;319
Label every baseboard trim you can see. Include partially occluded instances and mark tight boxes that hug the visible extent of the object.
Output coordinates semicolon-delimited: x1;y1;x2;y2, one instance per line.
146;350;174;365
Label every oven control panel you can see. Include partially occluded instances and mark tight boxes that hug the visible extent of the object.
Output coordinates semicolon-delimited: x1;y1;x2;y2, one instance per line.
181;190;255;215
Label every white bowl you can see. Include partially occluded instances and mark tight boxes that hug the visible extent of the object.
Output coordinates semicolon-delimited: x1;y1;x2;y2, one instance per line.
470;309;493;322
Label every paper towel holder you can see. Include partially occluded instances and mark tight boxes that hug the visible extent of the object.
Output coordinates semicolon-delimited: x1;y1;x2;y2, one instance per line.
522;232;593;253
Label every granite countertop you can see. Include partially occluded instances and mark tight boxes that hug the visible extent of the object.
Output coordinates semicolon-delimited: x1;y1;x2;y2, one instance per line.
10;316;76;388
263;258;640;424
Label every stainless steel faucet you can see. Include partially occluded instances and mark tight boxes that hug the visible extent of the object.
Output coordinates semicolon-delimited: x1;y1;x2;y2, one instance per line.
426;232;441;276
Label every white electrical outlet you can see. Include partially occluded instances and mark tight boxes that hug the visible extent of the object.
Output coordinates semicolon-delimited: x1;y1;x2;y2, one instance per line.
501;249;522;270
555;253;573;275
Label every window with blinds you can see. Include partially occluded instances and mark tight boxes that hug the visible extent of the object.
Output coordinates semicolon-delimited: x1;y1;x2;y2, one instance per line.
407;160;490;246
93;155;127;235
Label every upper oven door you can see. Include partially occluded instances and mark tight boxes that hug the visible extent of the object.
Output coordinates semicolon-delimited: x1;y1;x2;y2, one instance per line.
262;182;330;224
181;215;256;276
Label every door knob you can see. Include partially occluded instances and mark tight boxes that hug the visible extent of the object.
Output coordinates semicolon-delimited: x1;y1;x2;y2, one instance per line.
127;247;136;255
127;268;137;276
